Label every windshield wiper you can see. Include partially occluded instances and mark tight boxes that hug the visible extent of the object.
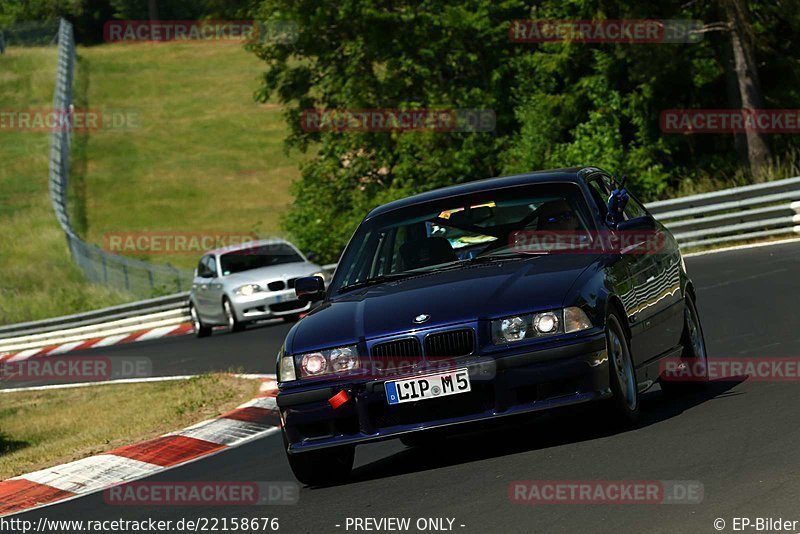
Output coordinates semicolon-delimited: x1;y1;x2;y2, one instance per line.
338;273;417;293
469;251;547;263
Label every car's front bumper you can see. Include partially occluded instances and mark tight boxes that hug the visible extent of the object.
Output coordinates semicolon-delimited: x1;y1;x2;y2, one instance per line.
229;290;310;321
278;333;610;453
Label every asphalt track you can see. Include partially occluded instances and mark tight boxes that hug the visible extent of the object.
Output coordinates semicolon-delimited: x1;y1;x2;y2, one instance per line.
13;241;800;533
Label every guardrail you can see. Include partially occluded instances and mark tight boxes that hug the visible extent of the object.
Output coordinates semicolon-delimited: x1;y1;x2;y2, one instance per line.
48;19;193;298
0;264;339;344
8;166;798;345
646;176;800;248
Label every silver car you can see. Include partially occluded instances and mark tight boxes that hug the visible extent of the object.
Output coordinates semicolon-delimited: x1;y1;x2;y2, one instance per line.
188;239;326;337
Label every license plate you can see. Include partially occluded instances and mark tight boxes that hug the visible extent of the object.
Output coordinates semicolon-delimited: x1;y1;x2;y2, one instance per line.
385;368;471;405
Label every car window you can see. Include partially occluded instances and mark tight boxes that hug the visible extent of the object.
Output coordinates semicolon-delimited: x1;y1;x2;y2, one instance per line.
196;257;207;277
219;243;304;275
586;176;611;217
623;194;648;220
331;183;595;292
204;255;218;277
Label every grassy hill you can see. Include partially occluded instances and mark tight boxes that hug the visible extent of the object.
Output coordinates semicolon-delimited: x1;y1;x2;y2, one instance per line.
73;42;303;269
0;47;132;324
0;42;300;323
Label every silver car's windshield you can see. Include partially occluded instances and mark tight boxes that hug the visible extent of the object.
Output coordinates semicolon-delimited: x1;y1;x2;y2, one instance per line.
331;182;594;293
219;244;304;275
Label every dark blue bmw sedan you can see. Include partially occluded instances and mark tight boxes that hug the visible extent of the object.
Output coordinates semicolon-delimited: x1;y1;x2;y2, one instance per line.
276;167;708;485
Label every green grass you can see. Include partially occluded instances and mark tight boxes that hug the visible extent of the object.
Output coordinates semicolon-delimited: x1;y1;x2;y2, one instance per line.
0;374;259;479
0;42;302;323
0;47;134;325
74;42;303;269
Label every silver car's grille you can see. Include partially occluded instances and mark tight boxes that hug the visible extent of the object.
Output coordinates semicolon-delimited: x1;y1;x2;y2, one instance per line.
267;280;285;291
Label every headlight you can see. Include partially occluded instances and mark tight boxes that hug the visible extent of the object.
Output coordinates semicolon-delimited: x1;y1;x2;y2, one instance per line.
564;307;593;333
534;311;559;334
286;344;360;380
498;316;528;342
234;283;262;296
329;346;358;371
301;352;328;376
492;308;592;344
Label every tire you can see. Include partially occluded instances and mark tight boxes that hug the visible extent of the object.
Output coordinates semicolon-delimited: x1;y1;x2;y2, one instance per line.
283;433;354;487
223;298;246;333
661;294;709;396
190;302;212;338
604;311;640;424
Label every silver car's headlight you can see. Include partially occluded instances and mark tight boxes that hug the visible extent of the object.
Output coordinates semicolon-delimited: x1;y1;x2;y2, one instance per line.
234;283;262;296
281;344;360;381
492;307;592;344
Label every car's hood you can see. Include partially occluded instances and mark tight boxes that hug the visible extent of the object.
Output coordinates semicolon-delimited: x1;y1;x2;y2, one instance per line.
287;254;601;353
222;262;319;285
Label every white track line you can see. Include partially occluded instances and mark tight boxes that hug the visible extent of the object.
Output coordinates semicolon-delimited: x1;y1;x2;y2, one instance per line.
684;237;800;257
18;455;164;494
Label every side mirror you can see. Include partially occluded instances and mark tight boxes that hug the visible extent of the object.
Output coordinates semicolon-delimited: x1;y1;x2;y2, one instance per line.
305;251;319;263
295;276;326;302
617;215;656;232
606;189;629;227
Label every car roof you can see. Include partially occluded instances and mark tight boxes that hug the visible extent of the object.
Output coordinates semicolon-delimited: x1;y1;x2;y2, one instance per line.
364;167;602;220
205;238;294;257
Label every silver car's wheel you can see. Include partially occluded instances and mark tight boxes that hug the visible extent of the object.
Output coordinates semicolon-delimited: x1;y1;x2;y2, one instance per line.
223;298;245;333
190;303;212;338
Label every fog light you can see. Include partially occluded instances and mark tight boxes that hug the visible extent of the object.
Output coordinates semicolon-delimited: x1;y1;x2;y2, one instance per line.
301;352;328;376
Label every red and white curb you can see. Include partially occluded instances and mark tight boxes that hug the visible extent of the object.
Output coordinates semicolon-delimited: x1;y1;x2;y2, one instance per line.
0;375;280;517
0;323;194;364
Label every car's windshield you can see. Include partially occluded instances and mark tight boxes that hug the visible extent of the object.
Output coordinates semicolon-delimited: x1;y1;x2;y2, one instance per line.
219;243;304;275
331;182;594;293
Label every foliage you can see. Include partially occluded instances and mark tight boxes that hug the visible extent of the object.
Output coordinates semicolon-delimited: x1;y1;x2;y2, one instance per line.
250;0;800;262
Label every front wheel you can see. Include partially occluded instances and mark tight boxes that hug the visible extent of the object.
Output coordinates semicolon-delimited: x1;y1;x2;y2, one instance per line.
223;298;246;333
284;433;354;486
190;303;212;338
604;312;640;424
